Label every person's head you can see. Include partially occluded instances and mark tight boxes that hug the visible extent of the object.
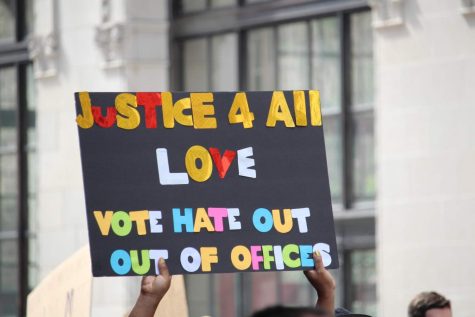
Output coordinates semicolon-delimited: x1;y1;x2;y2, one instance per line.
408;291;452;317
250;305;330;317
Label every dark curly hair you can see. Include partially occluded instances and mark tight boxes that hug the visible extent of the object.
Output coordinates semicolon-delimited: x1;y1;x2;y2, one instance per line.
250;305;329;317
408;291;451;317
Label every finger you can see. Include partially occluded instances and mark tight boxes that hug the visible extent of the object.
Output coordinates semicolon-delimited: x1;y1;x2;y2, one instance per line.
313;250;324;272
158;258;170;278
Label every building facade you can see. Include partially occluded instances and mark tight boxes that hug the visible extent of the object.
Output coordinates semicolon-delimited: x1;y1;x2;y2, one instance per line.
0;0;474;316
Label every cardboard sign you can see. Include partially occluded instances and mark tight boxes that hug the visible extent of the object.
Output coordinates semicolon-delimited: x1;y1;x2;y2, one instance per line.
75;91;338;276
27;246;92;317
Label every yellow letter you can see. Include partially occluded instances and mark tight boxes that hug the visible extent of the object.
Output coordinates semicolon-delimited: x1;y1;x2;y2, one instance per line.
191;92;217;129
185;145;213;182
228;92;255;128
293;90;307;126
162;92;193;128
93;210;113;236
266;91;296;127
272;209;293;233
130;210;150;235
309;90;322;126
116;93;140;130
194;208;215;232
200;247;218;272
231;245;252;270
76;92;94;129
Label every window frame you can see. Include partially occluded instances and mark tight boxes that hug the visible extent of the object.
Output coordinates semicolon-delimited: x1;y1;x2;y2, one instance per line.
169;1;375;315
0;0;32;316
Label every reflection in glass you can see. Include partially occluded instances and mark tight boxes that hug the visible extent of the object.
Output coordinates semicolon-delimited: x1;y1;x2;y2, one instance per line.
351;11;374;109
349;249;377;317
211;33;238;90
214;273;237;317
181;0;207;13
0;0;15;43
312;17;341;112
211;0;237;8
277;22;310;90
323;116;342;203
183;38;209;91
280;271;311;307
352;112;375;202
249;272;278;312
0;239;19;316
247;27;276;90
186;274;213;317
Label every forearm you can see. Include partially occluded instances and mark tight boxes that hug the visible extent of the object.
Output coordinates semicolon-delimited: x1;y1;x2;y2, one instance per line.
129;293;162;317
316;291;335;316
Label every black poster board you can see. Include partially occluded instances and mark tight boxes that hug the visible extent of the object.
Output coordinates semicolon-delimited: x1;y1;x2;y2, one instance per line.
75;90;339;276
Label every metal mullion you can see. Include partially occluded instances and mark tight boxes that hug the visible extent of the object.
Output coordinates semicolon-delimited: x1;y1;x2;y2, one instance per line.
340;12;352;210
207;36;213;90
16;62;29;317
238;29;247;90
307;19;313;89
273;27;279;89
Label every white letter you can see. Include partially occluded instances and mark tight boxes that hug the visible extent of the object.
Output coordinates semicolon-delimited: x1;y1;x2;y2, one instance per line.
156;148;189;185
180;247;201;272
273;246;284;270
149;210;163;233
149;250;169;275
237;147;256;178
227;208;242;230
313;243;332;267
291;208;310;233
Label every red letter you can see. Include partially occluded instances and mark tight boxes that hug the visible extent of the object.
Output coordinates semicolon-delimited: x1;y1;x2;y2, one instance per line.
137;92;162;128
208;148;236;179
92;106;117;128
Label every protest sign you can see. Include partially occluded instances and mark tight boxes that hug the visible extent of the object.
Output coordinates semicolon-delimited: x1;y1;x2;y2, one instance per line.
75;91;338;276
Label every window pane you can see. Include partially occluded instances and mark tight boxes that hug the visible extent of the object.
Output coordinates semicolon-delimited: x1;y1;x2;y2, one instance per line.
311;17;341;112
214;273;237;317
352;112;375;202
281;271;312;307
0;239;19;316
211;0;237;8
351;11;374;109
0;0;15;43
249;272;278;312
181;0;207;13
247;27;276;90
211;33;238;90
0;197;17;231
277;22;310;90
348;249;377;317
323;115;343;203
183;38;209;91
186;275;213;316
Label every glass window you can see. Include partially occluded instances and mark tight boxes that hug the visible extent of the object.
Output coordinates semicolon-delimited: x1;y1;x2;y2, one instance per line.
183;38;209;91
348;249;377;317
211;33;238;90
351;112;375;202
249;272;278;312
0;0;15;43
213;273;238;317
351;11;374;110
350;11;375;203
186;274;213;317
247;27;276;90
323;116;343;203
181;0;207;13
277;22;310;90
211;0;237;8
311;17;341;112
